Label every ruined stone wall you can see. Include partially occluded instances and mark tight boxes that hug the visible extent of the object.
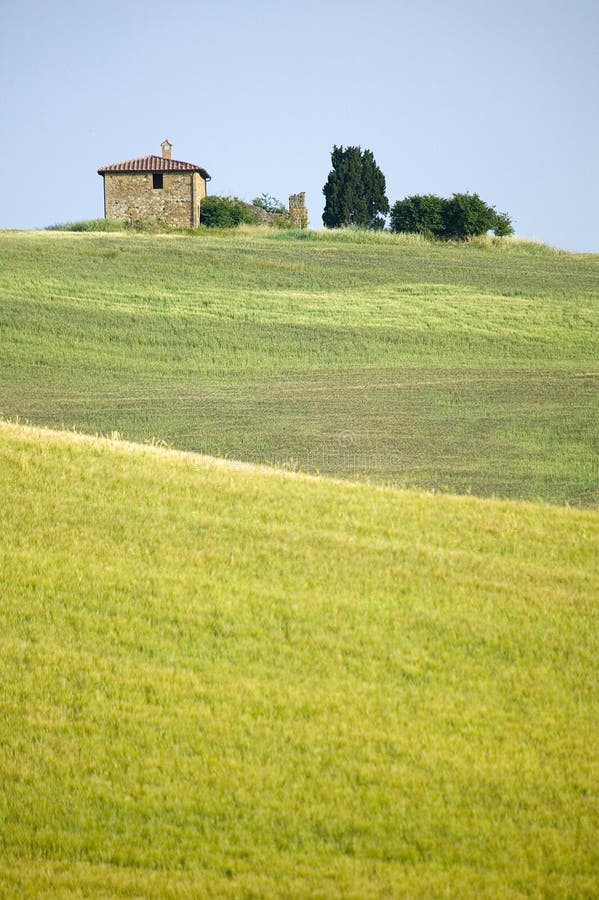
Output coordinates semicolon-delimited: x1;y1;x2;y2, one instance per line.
288;192;308;229
104;172;206;227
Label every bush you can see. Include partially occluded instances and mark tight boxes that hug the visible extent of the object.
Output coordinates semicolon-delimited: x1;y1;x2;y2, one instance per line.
390;192;513;240
389;195;446;238
493;211;514;237
200;197;261;228
442;193;497;240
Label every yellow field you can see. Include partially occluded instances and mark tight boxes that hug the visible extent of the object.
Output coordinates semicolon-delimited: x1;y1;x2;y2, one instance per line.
1;421;597;897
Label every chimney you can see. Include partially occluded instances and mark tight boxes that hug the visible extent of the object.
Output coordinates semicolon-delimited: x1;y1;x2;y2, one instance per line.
161;139;173;160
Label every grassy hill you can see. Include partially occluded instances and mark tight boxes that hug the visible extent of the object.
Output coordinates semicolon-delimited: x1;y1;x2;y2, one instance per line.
1;227;598;894
1;420;598;897
1;228;597;505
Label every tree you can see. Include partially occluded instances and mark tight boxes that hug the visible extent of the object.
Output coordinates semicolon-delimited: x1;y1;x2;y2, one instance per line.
492;210;514;237
442;192;497;240
389;194;446;238
252;193;286;215
322;145;389;229
390;191;513;240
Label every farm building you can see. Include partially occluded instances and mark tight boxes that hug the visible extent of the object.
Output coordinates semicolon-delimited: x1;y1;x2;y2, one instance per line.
98;140;211;228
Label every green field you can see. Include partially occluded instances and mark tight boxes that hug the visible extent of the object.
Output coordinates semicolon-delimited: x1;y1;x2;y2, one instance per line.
1;228;598;895
1;421;598;897
1;228;597;505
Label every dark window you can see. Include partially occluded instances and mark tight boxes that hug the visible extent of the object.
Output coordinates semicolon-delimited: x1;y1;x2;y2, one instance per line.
153;173;163;190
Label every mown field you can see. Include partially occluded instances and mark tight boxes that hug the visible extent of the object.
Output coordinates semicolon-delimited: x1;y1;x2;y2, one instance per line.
1;421;598;897
1;228;597;505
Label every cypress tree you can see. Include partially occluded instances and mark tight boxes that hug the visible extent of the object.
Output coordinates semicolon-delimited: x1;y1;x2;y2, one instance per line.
322;145;389;228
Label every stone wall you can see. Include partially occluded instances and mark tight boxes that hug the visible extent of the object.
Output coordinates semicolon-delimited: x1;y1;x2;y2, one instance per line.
288;192;308;229
191;172;207;227
103;172;206;228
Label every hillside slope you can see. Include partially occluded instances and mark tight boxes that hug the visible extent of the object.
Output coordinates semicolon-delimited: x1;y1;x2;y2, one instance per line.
0;229;597;505
1;421;598;897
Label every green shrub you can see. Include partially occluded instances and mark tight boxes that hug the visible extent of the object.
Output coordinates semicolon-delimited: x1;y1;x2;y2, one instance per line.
390;193;513;240
493;210;515;237
389;194;446;238
442;192;498;240
200;197;261;228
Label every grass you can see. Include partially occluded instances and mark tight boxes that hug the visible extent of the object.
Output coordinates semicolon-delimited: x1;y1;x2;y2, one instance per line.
2;227;597;896
1;420;598;897
0;228;597;505
46;218;129;232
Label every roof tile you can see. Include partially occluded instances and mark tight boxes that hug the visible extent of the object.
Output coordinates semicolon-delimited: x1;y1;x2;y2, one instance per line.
98;155;210;179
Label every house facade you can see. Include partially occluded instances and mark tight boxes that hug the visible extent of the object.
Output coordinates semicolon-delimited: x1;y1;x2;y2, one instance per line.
98;140;211;228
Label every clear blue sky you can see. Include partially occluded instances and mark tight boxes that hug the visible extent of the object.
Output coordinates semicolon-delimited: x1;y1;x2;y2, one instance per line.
2;0;597;251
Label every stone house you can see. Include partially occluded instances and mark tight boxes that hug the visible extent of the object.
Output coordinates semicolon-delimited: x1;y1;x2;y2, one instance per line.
98;140;211;228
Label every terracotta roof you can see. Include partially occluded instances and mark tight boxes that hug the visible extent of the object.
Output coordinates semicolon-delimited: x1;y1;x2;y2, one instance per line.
98;155;210;179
